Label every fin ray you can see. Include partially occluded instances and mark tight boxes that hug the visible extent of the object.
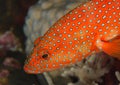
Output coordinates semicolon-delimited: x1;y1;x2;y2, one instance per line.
96;35;120;60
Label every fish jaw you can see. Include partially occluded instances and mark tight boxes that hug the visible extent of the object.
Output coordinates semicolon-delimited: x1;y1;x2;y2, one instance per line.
24;56;55;74
24;55;42;74
23;48;50;74
24;64;42;74
23;48;63;74
23;55;72;74
23;47;83;74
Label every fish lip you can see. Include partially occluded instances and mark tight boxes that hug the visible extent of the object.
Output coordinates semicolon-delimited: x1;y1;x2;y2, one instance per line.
23;65;42;74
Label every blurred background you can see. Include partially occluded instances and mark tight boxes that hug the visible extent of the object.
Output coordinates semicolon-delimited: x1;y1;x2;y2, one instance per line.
0;0;39;85
0;0;120;85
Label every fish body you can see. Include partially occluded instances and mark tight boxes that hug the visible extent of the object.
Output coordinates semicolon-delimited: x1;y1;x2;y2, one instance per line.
24;0;120;74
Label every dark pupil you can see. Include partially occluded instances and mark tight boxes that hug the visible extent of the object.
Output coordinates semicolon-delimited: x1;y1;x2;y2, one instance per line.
42;54;48;59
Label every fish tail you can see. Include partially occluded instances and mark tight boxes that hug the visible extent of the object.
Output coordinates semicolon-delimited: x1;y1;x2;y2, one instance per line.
96;35;120;60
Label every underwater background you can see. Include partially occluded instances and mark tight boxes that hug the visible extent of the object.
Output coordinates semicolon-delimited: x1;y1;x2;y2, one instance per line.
0;0;120;85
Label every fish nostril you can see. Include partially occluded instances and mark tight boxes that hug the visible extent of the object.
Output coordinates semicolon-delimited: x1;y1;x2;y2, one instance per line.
42;54;48;59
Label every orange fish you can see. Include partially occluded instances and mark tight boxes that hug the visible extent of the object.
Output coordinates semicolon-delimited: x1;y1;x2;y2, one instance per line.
24;0;120;74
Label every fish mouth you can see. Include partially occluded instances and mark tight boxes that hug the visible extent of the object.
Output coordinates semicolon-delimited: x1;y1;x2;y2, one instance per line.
24;56;43;74
23;65;42;74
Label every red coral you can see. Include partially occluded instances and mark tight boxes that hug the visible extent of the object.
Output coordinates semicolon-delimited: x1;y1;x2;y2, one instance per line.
0;31;18;50
0;31;20;57
3;57;21;69
0;69;9;78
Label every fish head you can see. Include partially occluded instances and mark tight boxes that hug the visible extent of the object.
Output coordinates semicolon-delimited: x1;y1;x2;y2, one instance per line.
24;37;71;74
24;44;54;74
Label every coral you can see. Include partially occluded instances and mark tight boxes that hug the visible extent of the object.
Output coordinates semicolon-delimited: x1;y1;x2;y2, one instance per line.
61;52;113;85
0;69;9;85
0;31;21;57
0;31;17;50
3;57;21;69
44;52;115;85
0;31;21;85
0;69;9;78
0;57;21;85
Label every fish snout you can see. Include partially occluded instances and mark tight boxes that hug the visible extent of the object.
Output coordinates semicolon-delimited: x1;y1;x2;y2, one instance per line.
24;63;42;74
23;56;42;74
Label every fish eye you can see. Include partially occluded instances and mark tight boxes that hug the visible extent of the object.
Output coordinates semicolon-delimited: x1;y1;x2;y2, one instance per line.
42;54;48;59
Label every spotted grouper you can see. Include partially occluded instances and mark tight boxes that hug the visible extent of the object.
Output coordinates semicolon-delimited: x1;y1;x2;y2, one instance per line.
24;0;120;74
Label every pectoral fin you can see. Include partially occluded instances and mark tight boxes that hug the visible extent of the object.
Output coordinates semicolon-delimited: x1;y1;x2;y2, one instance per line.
96;35;120;60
